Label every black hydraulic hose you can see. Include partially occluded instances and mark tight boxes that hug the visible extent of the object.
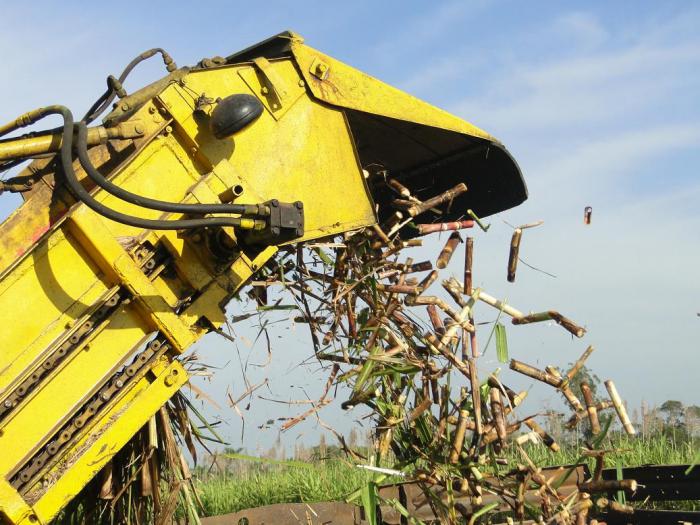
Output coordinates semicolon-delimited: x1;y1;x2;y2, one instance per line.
46;105;262;230
75;122;265;216
83;48;177;124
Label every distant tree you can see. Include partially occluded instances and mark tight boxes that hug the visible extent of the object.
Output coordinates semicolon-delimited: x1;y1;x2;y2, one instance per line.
686;405;700;436
659;400;691;442
660;400;684;426
349;427;359;448
564;363;601;400
543;410;565;444
319;434;327;458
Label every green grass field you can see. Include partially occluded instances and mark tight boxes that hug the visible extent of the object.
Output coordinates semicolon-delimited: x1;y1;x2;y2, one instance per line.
193;433;698;517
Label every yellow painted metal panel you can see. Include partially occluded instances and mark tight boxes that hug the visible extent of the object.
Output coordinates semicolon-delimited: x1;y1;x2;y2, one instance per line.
0;479;34;525
31;360;188;523
0;306;150;474
0;231;107;394
66;208;197;352
166;66;377;241
290;41;497;142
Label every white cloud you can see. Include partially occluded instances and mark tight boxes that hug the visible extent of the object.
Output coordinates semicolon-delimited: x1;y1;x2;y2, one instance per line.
551;12;609;50
454;41;700;138
371;0;492;65
526;122;700;198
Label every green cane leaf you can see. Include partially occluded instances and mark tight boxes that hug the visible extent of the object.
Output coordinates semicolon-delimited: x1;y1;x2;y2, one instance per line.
495;323;509;363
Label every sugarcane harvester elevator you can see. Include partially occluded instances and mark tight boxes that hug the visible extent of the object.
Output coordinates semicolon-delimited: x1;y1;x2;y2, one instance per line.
0;32;526;523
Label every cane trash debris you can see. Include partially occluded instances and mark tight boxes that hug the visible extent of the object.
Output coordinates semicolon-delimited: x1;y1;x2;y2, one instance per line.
197;172;641;524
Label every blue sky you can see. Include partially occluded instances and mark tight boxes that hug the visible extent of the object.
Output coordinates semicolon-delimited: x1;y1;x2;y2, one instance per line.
1;1;698;454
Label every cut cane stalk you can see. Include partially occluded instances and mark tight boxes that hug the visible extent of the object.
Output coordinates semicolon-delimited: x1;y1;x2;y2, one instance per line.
409;296;475;332
595;498;634;515
375;283;420;295
579;479;637;493
581;382;601;435
427;304;445;335
416;220;474;235
437;232;462;269
406;183;468;217
510;359;564;388
443;278;468;308
468;357;483;435
469;313;479;358
605;380;636;435
546;366;584;412
464;237;473;295
524;419;560;452
418;269;439;293
407;397;432;423
507;228;522;283
486;375;527;409
387;178;412;199
371;223;391;244
512;311;586;338
582;449;608;481
386;260;433;274
566;400;614;429
482;421;522;446
449;409;471;463
490;388;507;449
380;211;404;233
478;291;524;318
565;345;595;382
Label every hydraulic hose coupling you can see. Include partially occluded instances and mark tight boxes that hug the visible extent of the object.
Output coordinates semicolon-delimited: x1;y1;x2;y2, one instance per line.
107;75;127;99
0;107;53;138
161;51;177;72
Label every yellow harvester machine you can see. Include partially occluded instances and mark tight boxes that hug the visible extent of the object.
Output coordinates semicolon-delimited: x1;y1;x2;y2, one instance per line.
0;32;525;524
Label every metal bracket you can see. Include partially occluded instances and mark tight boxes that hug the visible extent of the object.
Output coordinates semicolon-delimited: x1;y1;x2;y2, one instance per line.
309;56;330;80
245;199;304;244
252;57;290;108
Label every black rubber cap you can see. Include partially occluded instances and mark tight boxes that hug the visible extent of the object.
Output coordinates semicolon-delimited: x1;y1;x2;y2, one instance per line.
210;94;264;139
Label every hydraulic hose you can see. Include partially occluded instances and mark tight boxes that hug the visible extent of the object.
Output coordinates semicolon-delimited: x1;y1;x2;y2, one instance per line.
75;122;267;217
45;105;265;231
83;48;177;124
